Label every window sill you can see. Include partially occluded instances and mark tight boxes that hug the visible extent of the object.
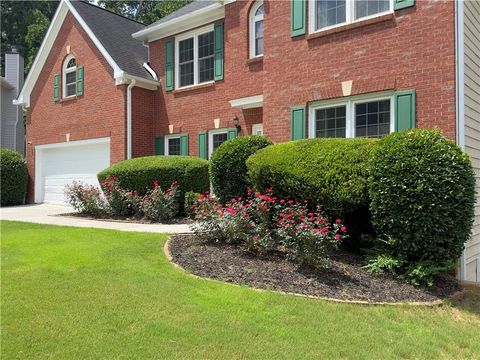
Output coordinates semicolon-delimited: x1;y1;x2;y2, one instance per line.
173;81;215;94
247;56;263;65
307;13;394;40
59;95;78;103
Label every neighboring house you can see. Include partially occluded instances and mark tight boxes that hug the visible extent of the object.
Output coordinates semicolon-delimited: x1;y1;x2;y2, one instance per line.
14;0;479;283
1;49;24;155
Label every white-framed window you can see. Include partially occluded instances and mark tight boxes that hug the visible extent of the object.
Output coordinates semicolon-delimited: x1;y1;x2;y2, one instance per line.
308;0;393;33
308;92;394;139
63;54;77;98
175;25;215;89
252;123;264;135
249;1;264;58
208;129;229;157
165;135;181;156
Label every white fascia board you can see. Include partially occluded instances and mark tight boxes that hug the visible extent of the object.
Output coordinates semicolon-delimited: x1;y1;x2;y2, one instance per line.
132;3;224;42
115;72;159;90
15;1;69;107
35;136;110;150
229;95;264;109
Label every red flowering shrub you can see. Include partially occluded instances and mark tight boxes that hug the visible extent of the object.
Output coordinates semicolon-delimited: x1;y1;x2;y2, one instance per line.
191;189;348;267
101;176;142;217
65;181;108;217
141;181;179;221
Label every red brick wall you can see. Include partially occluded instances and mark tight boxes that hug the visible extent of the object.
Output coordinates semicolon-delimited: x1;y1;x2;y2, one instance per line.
26;12;127;202
149;0;264;156
149;0;456;151
131;87;155;158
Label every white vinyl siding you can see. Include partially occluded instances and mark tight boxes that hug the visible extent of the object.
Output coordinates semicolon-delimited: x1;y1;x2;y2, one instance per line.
462;0;480;282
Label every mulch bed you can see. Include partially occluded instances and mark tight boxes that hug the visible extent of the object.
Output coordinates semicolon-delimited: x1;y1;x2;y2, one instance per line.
169;234;460;303
56;212;193;225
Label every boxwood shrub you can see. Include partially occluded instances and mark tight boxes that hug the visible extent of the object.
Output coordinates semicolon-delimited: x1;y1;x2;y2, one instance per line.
210;135;272;203
367;129;475;286
0;149;28;206
247;138;377;212
98;156;209;198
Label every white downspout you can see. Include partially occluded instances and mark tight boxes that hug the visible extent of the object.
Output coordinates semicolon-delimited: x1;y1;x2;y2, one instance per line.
127;79;136;159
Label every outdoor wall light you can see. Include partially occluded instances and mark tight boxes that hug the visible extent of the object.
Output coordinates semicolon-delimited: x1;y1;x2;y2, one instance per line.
231;115;241;132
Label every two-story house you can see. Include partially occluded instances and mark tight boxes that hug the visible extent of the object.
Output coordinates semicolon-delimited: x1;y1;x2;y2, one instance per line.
14;0;480;283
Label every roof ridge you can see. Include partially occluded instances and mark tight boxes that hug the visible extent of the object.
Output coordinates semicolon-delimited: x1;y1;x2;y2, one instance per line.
73;0;146;27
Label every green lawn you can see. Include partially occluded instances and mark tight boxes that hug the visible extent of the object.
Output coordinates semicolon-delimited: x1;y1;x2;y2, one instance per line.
1;221;479;359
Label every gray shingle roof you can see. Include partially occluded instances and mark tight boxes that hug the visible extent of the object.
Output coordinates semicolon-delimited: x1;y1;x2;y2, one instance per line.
144;0;217;29
70;0;151;80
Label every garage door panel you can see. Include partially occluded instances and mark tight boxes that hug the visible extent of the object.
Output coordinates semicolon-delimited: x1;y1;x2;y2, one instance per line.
38;140;110;204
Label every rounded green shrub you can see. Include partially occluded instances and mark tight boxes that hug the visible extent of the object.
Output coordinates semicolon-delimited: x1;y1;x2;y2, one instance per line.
0;149;28;206
210;135;272;203
367;129;475;285
98;156;209;197
246;138;378;213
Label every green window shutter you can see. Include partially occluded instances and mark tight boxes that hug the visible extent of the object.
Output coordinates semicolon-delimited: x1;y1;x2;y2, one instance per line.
165;40;174;92
291;106;306;140
291;0;306;37
227;128;237;140
394;0;415;10
214;23;224;81
198;131;208;159
394;90;416;131
155;136;165;155
180;134;189;156
53;74;59;102
77;66;84;96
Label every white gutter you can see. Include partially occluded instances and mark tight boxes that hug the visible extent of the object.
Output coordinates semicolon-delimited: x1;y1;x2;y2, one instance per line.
127;79;136;159
143;63;158;81
455;0;467;281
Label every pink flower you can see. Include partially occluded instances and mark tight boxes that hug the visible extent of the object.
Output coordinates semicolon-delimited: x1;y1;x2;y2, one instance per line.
288;200;294;205
335;234;341;239
341;226;347;232
336;218;342;224
280;199;285;204
308;212;314;217
225;207;238;215
321;227;328;235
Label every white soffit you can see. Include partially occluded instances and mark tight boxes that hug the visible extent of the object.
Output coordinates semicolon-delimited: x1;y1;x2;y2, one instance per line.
229;95;264;109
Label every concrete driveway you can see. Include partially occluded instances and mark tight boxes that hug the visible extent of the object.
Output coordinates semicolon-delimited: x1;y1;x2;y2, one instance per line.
0;204;191;233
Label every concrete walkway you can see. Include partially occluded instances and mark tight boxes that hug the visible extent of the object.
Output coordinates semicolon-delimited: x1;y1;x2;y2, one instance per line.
0;204;191;233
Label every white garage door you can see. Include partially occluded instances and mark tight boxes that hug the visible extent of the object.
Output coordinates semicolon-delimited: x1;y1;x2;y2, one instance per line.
36;138;110;203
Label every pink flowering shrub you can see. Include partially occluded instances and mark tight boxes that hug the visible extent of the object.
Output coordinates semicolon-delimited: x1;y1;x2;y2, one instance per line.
191;188;348;267
101;176;142;217
65;181;108;217
141;181;179;221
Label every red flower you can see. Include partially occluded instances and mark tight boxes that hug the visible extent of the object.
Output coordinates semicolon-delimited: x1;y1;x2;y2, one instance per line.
153;180;159;188
336;218;342;224
225;207;238;215
335;234;341;239
308;212;314;217
321;227;328;235
280;199;285;204
340;226;347;232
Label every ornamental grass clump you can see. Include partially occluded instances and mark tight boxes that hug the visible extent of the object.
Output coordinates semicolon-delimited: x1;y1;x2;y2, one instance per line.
191;189;348;268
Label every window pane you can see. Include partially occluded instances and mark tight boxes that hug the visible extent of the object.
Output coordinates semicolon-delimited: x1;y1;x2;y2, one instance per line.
66;83;76;97
355;99;391;138
355;0;389;20
66;71;76;84
199;57;214;83
180;62;194;87
198;32;214;59
179;38;194;63
168;138;181;156
255;4;264;16
316;0;346;30
213;133;228;151
67;58;76;68
315;105;347;138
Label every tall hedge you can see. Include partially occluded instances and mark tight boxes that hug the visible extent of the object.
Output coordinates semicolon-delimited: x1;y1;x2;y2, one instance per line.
210;135;272;203
98;156;209;196
0;149;28;206
246;138;378;212
367;129;475;285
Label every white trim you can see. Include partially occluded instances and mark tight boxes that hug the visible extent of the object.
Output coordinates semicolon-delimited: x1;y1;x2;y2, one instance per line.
164;134;181;156
308;92;394;139
126;79;136;159
34;137;110;203
143;63;158;81
62;54;77;98
229;94;264;109
455;0;467;281
115;72;159;90
175;24;215;90
249;1;264;59
308;0;393;35
252;123;264;136
132;3;224;43
208;128;229;158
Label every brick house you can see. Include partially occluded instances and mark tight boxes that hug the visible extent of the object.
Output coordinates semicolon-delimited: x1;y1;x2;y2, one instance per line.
14;0;479;283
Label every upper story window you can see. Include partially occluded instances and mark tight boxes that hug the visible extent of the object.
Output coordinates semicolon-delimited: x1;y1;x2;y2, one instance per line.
249;1;264;58
63;55;77;98
176;25;214;89
310;0;392;33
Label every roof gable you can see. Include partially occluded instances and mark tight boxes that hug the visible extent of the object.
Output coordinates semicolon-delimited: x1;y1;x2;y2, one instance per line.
16;0;158;107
